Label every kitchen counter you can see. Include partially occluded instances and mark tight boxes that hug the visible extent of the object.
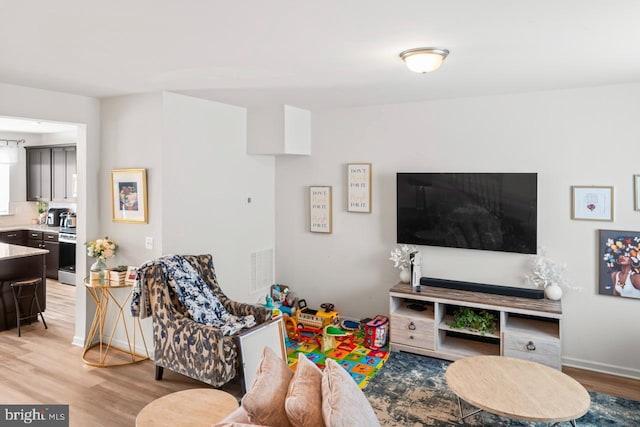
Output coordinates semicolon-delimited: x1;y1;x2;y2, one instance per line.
0;242;48;331
0;224;61;234
0;242;49;260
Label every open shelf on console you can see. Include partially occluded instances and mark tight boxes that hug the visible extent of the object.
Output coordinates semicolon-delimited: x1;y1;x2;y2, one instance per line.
439;314;500;339
503;313;560;340
438;331;500;357
390;297;434;320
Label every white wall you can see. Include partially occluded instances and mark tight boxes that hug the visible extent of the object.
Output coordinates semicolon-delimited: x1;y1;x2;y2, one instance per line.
0;82;101;346
275;83;640;378
101;93;164;265
100;92;275;354
162;92;275;303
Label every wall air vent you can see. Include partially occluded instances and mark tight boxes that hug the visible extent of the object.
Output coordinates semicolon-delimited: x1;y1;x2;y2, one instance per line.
251;248;273;293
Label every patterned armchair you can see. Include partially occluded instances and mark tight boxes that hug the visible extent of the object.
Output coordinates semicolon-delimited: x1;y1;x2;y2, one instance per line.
139;254;272;387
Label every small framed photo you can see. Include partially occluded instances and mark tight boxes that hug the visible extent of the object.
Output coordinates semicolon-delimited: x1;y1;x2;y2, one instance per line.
634;175;640;211
309;186;332;233
571;186;613;221
126;266;138;281
347;163;372;213
111;168;148;223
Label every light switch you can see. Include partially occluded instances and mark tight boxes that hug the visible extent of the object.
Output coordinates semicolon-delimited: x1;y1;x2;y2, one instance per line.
145;237;153;250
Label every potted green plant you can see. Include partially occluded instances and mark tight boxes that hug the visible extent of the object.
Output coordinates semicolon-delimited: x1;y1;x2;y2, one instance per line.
446;307;497;335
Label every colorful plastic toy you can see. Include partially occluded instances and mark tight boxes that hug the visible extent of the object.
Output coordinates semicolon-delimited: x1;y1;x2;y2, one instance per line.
364;315;389;350
284;299;339;340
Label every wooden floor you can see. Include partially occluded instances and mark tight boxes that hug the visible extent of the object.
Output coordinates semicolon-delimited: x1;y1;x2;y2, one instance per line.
0;280;242;427
1;281;638;427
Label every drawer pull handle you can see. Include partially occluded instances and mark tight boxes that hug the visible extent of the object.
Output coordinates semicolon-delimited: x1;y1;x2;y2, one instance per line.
408;322;416;331
525;341;536;351
8;233;17;237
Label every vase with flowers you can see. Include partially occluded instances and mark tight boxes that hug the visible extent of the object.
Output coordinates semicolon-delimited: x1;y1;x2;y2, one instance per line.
389;244;417;283
525;247;575;300
86;237;117;277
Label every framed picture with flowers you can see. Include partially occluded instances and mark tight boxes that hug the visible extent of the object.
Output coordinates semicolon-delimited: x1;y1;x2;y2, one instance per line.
599;230;640;299
111;168;148;223
571;186;613;221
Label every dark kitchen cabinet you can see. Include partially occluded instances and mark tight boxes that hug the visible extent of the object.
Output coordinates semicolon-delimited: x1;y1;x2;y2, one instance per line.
0;230;25;245
26;148;52;201
52;146;77;201
26;230;59;279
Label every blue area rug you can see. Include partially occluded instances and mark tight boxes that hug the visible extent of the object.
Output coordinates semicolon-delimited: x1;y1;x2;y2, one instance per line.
363;351;640;426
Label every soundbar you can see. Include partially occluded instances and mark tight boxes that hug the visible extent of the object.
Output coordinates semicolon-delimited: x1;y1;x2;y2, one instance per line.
419;277;544;299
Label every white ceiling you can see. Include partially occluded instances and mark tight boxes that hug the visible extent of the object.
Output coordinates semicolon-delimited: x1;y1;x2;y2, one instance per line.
1;1;640;110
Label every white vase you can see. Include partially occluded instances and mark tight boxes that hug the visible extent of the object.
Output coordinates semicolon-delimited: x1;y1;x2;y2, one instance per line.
399;269;411;284
545;283;563;300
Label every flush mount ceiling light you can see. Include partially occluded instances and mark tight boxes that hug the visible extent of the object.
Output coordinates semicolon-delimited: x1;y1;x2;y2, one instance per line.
399;47;449;73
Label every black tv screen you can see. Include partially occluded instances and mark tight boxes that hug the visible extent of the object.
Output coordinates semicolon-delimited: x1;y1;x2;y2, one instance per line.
397;173;537;254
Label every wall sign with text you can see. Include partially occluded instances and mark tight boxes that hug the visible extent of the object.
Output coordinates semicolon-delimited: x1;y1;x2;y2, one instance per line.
309;186;332;233
347;163;372;213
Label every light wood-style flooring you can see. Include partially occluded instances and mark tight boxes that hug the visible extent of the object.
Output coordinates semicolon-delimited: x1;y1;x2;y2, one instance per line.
1;280;638;427
0;280;241;427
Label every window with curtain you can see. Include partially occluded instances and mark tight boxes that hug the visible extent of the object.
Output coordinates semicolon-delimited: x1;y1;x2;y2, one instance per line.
0;146;18;215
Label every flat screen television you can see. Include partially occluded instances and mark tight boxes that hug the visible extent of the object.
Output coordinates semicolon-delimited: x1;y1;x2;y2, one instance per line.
397;173;537;254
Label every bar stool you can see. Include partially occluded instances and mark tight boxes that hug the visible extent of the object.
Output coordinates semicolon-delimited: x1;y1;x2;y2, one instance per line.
10;278;48;337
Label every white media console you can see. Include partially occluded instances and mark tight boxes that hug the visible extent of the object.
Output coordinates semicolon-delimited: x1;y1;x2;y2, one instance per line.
389;283;562;369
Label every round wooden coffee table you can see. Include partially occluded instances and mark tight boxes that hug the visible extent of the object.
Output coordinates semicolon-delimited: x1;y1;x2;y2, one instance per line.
446;356;590;425
136;388;239;427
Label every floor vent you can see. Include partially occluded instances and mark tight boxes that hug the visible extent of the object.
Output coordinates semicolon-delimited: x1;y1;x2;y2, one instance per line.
251;248;273;293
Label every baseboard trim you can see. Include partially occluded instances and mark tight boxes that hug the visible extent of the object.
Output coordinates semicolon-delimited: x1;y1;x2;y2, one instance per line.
562;356;640;380
72;335;84;347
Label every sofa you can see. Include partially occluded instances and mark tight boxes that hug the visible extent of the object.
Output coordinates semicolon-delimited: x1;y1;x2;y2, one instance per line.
214;347;380;427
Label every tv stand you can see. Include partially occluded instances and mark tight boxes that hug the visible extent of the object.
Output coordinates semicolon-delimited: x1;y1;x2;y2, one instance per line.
389;283;562;369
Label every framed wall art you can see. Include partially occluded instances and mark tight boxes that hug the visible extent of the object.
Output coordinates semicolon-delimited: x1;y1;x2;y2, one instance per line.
309;186;332;233
111;168;148;223
634;175;640;211
347;163;372;213
571;186;613;221
598;230;640;299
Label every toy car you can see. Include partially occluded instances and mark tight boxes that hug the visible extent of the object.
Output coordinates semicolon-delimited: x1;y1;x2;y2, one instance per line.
284;299;339;339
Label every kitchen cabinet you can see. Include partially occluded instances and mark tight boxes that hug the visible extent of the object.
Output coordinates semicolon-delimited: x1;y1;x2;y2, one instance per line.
26;148;52;201
0;230;25;245
52;146;77;201
26;230;59;279
26;145;76;202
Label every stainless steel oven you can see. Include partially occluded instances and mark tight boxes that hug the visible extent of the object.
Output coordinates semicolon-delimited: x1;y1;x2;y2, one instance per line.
58;228;76;285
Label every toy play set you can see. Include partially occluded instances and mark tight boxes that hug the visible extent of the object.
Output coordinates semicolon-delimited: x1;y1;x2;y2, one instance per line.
265;283;391;387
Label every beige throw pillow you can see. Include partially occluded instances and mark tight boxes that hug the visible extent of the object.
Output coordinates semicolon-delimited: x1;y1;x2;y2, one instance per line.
321;358;380;427
285;353;325;427
241;346;293;427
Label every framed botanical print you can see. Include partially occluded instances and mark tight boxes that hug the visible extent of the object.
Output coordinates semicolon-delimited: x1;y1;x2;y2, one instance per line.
571;186;613;221
111;168;148;223
309;186;332;233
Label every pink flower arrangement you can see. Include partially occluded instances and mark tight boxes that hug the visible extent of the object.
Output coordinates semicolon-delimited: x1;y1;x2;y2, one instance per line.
86;236;117;259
